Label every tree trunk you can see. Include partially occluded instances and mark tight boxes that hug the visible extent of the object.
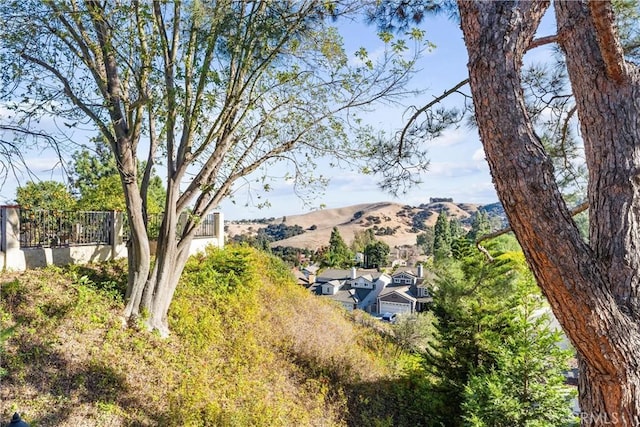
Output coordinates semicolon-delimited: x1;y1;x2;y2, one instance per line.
138;183;195;336
122;178;151;321
458;1;640;424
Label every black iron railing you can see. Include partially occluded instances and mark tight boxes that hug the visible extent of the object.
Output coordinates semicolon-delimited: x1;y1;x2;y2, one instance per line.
19;209;219;248
19;209;112;248
124;212;219;240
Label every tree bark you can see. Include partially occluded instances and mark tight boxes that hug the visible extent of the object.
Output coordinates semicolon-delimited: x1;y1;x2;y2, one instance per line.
458;1;640;424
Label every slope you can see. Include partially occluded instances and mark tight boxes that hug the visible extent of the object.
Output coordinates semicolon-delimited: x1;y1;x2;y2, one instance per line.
0;247;427;426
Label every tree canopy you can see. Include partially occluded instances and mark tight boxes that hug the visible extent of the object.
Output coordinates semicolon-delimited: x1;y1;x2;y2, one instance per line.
0;0;423;334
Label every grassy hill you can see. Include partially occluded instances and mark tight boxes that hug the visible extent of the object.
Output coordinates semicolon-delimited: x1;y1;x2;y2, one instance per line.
226;200;502;251
0;246;430;426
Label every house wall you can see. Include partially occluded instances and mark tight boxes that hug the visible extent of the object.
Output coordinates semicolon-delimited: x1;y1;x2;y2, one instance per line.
357;275;391;313
0;206;224;271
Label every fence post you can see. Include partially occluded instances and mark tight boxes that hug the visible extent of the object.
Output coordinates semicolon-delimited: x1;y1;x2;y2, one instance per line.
2;206;26;271
110;211;124;260
215;211;224;249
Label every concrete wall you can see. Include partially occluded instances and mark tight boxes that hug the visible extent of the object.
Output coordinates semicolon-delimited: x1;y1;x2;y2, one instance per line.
0;207;224;271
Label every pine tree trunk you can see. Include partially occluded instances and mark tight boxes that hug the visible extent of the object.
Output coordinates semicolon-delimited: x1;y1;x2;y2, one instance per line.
458;1;640;424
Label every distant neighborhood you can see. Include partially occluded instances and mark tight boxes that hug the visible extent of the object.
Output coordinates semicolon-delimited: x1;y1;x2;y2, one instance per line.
294;264;435;316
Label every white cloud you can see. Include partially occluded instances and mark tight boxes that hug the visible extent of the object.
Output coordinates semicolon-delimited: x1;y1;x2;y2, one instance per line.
471;148;486;162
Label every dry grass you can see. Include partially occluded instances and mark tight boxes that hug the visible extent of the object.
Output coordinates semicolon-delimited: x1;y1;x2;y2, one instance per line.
0;247;424;426
227;201;481;250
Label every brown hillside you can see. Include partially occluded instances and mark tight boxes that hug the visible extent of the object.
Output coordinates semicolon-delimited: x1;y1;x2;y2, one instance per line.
226;201;483;251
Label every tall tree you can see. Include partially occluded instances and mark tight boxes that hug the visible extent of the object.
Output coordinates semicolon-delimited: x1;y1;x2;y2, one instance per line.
372;0;640;420
69;138;117;198
0;1;419;334
363;239;390;269
433;211;451;260
455;1;640;423
462;278;576;427
416;226;435;255
323;226;353;268
351;228;377;254
427;241;575;426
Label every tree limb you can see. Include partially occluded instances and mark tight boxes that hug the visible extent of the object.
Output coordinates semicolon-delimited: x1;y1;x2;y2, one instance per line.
476;201;590;261
588;0;628;83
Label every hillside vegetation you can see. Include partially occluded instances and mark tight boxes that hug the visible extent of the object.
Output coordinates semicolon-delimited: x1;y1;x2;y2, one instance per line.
0;246;428;426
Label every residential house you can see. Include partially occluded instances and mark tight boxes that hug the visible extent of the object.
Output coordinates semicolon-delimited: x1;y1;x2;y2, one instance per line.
313;267;391;314
377;264;434;315
293;264;320;288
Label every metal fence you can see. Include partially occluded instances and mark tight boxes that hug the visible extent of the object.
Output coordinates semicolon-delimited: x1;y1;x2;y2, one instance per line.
143;212;219;238
19;209;112;248
19;209;219;249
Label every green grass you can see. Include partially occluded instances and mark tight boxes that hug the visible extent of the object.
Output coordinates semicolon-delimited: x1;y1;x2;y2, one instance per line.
0;245;432;426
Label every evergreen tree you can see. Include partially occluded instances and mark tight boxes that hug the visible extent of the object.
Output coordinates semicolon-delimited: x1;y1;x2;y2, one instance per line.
364;240;390;269
416;227;435;256
467;210;491;242
462;284;576;426
433;212;452;260
424;241;575;426
322;227;353;268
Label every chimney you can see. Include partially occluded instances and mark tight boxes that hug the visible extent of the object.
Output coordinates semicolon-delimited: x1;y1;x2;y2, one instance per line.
417;264;424;278
351;266;357;280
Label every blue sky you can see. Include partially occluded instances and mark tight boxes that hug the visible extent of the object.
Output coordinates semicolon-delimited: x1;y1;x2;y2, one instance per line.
0;8;559;221
219;9;560;220
220;13;494;220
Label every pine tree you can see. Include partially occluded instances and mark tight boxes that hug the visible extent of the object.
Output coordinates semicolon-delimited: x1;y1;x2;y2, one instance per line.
424;240;575;426
462;277;576;426
433;212;452;261
322;227;353;268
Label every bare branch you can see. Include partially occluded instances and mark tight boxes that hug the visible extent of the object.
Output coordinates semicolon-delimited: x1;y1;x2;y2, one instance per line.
528;34;558;50
398;78;469;152
19;53;114;145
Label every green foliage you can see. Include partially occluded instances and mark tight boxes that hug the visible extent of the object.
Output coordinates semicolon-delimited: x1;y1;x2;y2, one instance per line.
467;210;491;241
424;240;576;426
69;139;118;197
433;211;452;260
0;248;437;425
351;228;377;253
261;223;306;241
391;312;436;354
613;0;640;62
271;245;314;267
71;143;165;213
76;174;126;212
322;227;354;268
462;292;577;426
364;240;390;269
16;181;75;211
417;227;435;255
